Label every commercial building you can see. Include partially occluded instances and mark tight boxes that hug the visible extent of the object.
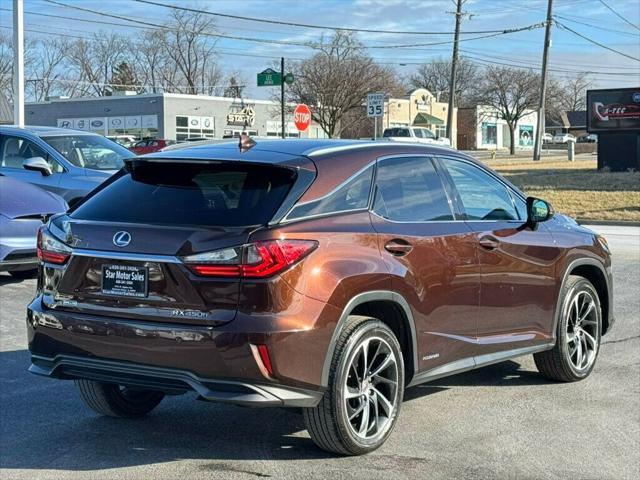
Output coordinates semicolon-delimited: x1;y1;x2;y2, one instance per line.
546;110;587;137
382;88;456;142
25;92;328;141
457;106;538;150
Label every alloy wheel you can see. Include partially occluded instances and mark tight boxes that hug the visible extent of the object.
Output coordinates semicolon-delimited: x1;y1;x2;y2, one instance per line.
343;336;399;440
566;290;599;371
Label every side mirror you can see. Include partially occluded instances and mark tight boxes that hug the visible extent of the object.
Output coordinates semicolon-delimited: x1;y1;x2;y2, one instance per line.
23;157;52;176
527;197;554;224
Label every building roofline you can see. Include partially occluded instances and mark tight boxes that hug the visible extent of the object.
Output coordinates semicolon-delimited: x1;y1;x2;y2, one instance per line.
26;92;287;107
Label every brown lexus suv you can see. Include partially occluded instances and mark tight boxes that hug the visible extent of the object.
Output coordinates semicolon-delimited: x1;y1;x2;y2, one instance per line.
28;140;613;455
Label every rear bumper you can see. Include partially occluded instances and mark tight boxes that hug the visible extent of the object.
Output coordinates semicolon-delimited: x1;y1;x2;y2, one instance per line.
0;255;38;271
29;354;322;407
27;298;326;408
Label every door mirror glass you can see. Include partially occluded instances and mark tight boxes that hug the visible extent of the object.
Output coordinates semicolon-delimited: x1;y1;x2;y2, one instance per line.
23;156;52;176
527;197;554;223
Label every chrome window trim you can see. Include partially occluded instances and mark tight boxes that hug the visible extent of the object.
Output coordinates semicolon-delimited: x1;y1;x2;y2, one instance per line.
370;210;462;225
372;154;457;223
72;249;181;264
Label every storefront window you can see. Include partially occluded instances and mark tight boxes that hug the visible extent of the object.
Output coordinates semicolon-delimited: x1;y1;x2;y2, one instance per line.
482;122;497;145
519;125;534;147
266;121;300;138
176;115;215;142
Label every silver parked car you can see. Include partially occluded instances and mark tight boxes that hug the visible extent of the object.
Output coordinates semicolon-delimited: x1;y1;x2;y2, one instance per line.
0;126;134;207
0;176;67;278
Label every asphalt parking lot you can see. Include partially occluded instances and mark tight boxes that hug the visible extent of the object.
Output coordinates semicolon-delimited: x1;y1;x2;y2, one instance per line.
1;225;638;480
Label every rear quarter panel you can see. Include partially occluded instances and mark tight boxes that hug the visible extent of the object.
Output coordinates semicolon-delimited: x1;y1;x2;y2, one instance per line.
241;211;390;387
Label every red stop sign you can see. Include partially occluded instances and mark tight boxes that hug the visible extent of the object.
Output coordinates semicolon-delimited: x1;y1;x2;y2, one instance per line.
294;104;311;131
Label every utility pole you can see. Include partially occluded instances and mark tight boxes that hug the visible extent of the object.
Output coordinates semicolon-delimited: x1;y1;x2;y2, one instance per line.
13;0;24;126
280;57;285;139
446;0;464;148
533;0;554;161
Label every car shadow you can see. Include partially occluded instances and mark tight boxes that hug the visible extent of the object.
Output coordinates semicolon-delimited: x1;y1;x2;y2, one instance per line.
0;273;34;286
404;360;550;402
1;350;549;472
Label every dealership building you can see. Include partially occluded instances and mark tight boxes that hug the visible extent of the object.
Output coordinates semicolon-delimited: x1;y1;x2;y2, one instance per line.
25;92;328;141
457;106;538;150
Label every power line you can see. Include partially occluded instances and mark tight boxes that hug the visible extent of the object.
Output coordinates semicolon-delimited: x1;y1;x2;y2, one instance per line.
553;13;640;37
0;24;86;40
130;0;530;36
41;0;545;51
597;0;640;32
42;0;318;49
555;20;640;61
3;20;636;74
460;50;639;75
462;46;640;70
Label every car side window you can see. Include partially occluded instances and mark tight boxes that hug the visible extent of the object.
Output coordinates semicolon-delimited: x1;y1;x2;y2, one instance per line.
0;135;63;173
511;191;527;221
444;159;519;221
286;164;374;220
373;156;453;222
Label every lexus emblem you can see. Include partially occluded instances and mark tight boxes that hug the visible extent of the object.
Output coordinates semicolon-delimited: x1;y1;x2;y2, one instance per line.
113;231;131;248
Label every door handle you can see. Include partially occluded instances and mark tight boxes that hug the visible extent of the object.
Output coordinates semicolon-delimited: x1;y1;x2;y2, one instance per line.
478;235;500;250
384;239;413;256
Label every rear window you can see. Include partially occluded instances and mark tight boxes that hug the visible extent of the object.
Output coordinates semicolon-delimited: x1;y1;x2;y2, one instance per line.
383;128;409;138
71;162;296;227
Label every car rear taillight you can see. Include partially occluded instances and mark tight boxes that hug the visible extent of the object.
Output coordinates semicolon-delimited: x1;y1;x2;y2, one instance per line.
37;227;72;265
182;239;317;279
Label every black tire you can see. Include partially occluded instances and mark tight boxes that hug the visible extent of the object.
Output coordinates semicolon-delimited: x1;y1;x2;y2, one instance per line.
9;269;38;279
534;275;602;382
74;379;164;418
303;316;404;455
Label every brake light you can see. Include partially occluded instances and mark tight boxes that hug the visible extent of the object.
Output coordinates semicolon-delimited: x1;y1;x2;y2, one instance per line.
183;239;317;278
37;227;72;265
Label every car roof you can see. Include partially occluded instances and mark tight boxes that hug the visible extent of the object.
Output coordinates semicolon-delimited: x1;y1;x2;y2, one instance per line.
141;139;458;164
0;125;98;137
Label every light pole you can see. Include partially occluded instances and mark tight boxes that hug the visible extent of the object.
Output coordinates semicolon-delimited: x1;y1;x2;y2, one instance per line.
13;0;24;126
533;0;554;160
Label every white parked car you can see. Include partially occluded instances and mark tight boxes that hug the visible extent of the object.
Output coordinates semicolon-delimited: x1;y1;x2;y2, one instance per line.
542;133;553;143
553;133;576;143
382;126;451;147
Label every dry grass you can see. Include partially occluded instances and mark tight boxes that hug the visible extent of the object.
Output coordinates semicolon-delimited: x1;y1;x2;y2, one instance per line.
487;159;640;222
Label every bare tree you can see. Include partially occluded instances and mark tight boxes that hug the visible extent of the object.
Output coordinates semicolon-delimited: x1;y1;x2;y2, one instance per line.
131;29;168;93
161;10;221;95
408;56;479;106
67;33;129;96
222;72;246;98
475;66;540;155
27;38;70;102
0;33;37;102
559;74;592;111
0;33;12;101
287;31;402;138
546;73;593;124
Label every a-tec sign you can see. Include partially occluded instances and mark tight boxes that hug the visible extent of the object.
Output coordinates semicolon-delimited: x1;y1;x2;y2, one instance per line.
587;88;640;133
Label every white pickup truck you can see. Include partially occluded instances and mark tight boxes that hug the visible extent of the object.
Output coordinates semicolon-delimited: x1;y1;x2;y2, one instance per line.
382;126;451;147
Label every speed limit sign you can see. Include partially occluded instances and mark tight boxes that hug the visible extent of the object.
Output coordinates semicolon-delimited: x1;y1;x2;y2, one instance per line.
367;92;384;117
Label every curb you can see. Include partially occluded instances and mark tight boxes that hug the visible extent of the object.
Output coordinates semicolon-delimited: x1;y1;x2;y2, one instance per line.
577;219;640;227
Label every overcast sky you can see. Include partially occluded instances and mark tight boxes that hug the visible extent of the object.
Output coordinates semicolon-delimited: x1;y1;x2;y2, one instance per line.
2;0;639;99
